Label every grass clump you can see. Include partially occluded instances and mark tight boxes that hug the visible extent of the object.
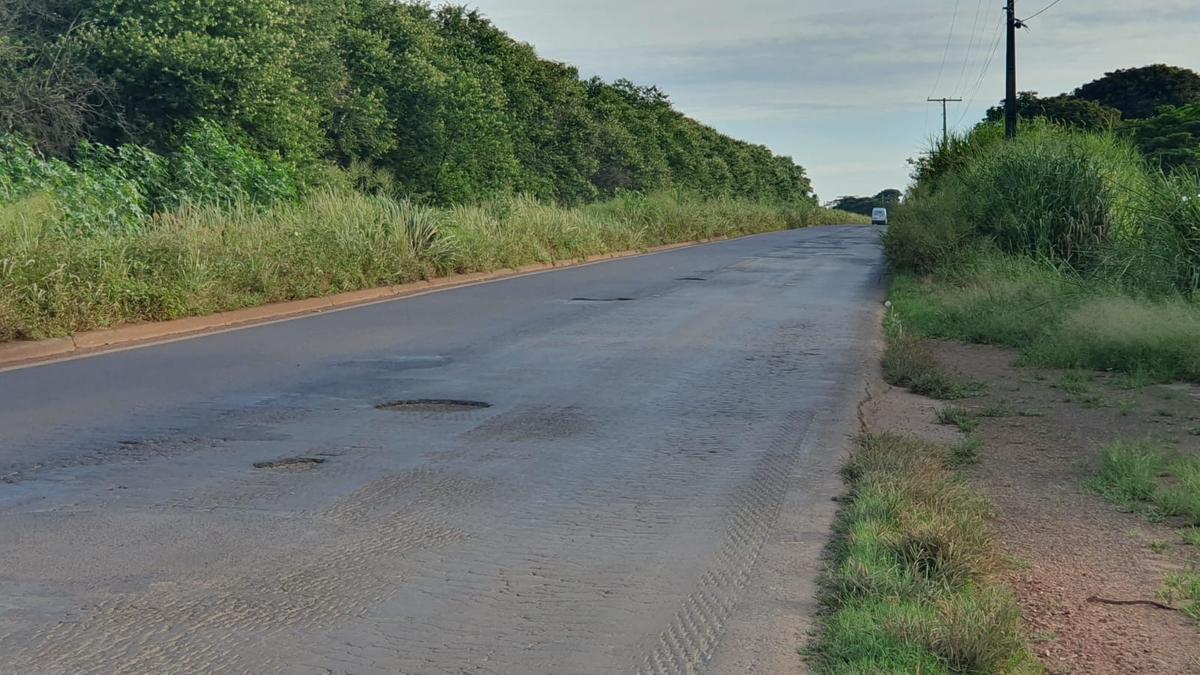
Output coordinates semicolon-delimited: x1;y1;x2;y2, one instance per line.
1087;439;1200;525
808;433;1038;674
890;266;1200;384
937;406;979;434
947;437;985;468
1160;572;1200;622
1024;296;1200;382
882;311;986;400
1087;440;1161;507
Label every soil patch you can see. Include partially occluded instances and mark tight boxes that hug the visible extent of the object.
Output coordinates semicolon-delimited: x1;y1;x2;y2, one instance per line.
925;340;1200;674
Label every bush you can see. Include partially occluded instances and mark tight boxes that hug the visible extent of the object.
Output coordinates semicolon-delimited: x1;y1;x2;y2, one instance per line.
0;126;302;235
883;187;974;274
905;122;1148;270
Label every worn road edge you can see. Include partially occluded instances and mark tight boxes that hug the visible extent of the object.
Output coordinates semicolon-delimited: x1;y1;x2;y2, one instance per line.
0;235;742;371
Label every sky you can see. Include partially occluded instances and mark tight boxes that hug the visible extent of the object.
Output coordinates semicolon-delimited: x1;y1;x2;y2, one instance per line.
464;0;1199;202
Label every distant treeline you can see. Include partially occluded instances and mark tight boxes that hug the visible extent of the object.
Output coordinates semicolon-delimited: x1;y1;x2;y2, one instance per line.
0;0;814;205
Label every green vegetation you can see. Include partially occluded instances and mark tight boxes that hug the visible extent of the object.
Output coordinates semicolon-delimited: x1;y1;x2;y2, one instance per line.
829;190;902;217
985;93;1121;132
1160;572;1200;622
937;406;979;434
1087;440;1200;525
0;189;855;341
882;311;986;400
1089;439;1200;625
1126;103;1200;173
1;1;814;206
888;118;1200;383
808;434;1038;674
0;1;861;342
947;437;984;468
979;66;1200;172
1074;65;1200;121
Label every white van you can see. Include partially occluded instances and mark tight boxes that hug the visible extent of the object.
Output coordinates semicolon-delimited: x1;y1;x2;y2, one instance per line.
871;207;888;225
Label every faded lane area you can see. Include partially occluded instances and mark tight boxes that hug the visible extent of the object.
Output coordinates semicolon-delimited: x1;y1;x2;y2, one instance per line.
0;226;883;673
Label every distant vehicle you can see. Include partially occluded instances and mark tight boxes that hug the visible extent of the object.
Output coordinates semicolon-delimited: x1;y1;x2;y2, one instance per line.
871;207;888;225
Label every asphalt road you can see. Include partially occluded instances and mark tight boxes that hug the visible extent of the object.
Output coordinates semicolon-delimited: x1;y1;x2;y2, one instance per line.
0;226;884;674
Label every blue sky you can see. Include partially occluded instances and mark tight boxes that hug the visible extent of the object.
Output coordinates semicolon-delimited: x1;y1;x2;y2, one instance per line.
465;0;1199;202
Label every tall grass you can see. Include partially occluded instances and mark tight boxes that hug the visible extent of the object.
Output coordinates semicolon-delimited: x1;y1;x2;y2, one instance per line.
887;121;1200;382
888;121;1199;295
0;189;861;341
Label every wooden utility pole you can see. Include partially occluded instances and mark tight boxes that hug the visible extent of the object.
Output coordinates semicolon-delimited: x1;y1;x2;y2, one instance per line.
927;97;963;145
1005;0;1022;138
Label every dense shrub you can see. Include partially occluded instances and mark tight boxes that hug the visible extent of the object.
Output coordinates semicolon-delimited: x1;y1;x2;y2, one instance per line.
0;125;302;233
888;120;1200;382
892;121;1198;294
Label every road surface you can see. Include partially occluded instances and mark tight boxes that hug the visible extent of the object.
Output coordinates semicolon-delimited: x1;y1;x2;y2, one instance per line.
0;226;884;673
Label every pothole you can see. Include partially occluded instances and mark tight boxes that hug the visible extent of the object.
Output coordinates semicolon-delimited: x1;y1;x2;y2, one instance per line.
569;297;634;302
253;457;326;471
376;399;492;412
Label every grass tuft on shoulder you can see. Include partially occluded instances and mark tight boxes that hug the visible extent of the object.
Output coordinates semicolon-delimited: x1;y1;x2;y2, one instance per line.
806;433;1040;674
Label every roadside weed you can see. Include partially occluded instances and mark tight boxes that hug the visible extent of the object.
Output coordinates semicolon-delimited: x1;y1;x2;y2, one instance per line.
937;406;979;433
1159;572;1200;622
1089;441;1200;526
883;314;987;400
1182;528;1200;548
948;437;985;467
1087;440;1163;507
1055;372;1093;396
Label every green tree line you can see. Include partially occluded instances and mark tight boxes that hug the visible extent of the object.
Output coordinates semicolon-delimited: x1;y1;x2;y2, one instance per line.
0;0;814;207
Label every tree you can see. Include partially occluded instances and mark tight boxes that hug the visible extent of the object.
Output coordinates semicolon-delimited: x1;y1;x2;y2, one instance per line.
1074;65;1200;120
1124;103;1200;173
0;0;110;154
985;92;1121;131
829;189;901;216
4;0;817;206
71;0;328;159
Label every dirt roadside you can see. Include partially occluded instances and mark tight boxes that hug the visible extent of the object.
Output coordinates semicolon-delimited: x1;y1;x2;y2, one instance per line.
861;339;1200;674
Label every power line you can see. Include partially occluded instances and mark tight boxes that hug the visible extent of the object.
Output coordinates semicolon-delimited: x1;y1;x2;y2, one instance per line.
929;0;963;98
1022;0;1066;22
954;12;1005;128
952;0;989;97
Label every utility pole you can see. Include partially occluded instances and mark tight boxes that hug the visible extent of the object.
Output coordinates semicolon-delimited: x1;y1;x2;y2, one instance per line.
927;97;963;146
1005;0;1023;139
